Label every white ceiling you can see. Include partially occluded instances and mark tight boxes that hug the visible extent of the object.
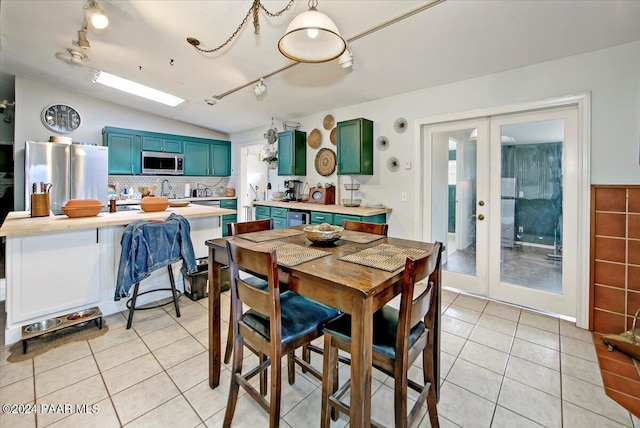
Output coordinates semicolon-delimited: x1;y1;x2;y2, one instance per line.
1;0;640;135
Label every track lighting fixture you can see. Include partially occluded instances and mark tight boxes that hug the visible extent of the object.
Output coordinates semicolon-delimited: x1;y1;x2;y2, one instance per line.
338;45;354;68
84;0;109;30
254;78;267;98
75;29;91;49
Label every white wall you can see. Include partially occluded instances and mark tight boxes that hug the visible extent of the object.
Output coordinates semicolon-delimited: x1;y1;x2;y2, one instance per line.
231;41;640;239
13;77;229;210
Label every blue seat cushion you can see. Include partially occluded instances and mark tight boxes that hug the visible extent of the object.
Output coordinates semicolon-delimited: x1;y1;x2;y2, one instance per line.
242;275;269;291
322;306;425;359
242;291;339;346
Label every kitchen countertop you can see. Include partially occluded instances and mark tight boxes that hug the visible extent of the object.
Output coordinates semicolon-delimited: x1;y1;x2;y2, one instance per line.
116;196;237;205
0;204;235;237
252;200;392;216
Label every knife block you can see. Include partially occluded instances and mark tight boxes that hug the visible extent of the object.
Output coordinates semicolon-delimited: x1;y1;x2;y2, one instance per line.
31;194;50;217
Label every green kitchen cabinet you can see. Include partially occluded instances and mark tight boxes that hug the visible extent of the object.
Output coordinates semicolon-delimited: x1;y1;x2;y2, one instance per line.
277;130;306;176
311;211;334;225
142;136;182;153
103;128;141;175
210;141;231;176
183;140;231;176
220;199;237;237
334;213;386;226
271;207;288;229
183;141;210;176
103;126;229;177
337;118;374;175
255;205;271;221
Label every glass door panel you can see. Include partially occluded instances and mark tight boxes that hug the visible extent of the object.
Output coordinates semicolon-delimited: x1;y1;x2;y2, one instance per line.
427;120;489;296
489;107;578;317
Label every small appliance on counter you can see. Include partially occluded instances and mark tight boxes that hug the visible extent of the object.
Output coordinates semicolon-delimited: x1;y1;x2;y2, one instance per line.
284;180;303;201
308;185;335;204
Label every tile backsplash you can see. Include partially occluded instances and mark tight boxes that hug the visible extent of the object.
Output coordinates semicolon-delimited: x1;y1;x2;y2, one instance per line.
109;175;236;198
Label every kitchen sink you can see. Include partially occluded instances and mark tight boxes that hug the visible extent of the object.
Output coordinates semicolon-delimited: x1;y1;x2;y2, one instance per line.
116;205;141;211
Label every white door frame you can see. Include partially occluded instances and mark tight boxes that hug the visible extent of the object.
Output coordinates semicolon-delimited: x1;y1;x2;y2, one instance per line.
413;93;591;327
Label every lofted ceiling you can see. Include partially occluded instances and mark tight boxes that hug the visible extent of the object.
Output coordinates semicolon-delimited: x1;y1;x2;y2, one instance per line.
1;0;640;135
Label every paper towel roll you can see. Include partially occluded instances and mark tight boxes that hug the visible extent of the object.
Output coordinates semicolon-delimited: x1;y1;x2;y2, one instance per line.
184;183;191;197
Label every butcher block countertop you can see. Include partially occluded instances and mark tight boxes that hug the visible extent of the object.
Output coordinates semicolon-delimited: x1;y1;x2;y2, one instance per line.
0;204;235;237
252;200;392;216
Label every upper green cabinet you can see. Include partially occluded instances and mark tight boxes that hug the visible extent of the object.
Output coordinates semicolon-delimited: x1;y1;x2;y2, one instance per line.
210;142;231;176
103;126;231;176
337;118;373;175
278;130;306;176
142;136;182;153
103;128;141;175
183;140;231;176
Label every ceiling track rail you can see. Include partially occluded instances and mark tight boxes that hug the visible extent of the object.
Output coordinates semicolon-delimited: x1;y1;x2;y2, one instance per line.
212;0;447;100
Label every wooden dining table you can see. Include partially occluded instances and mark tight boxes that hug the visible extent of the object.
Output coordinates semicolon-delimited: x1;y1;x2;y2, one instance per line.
205;226;439;427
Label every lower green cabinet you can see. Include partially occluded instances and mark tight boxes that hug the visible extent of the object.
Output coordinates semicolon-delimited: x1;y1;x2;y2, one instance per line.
334;213;387;226
220;199;237;237
311;212;334;225
255;206;271;221
271;207;288;229
334;214;361;226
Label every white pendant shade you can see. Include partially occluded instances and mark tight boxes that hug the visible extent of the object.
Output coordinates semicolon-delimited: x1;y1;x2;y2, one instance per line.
278;7;346;63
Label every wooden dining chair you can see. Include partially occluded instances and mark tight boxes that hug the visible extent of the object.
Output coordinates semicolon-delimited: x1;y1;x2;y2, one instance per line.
224;218;274;364
224;240;339;428
342;219;389;236
320;242;443;428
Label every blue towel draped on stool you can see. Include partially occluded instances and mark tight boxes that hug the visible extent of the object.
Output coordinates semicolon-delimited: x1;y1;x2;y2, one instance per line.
115;213;197;301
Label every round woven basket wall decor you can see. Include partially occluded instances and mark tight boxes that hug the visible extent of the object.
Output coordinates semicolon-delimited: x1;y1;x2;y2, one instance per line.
308;129;322;149
323;114;335;130
315;148;336;176
330;127;337;145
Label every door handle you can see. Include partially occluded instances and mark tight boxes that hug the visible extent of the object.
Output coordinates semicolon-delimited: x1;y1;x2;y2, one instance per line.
471;214;485;220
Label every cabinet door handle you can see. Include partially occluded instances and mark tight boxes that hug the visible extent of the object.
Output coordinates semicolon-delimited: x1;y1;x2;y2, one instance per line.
131;165;134;173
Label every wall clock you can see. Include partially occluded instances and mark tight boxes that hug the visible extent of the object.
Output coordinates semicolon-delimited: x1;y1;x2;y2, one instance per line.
41;104;81;134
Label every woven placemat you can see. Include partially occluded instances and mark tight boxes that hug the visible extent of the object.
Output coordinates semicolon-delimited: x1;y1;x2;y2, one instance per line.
341;230;385;244
338;244;430;272
238;228;304;243
250;240;330;267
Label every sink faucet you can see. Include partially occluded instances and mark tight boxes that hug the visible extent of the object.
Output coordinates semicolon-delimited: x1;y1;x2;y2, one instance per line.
160;179;170;197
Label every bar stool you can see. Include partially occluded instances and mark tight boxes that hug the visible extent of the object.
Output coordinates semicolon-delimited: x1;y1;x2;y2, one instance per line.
115;214;197;329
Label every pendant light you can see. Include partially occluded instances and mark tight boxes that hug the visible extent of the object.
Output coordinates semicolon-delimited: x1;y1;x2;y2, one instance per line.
278;0;346;63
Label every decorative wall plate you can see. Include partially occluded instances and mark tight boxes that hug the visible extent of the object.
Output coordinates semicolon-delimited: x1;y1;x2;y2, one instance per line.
330;127;337;145
315;148;336;176
376;136;389;151
308;128;322;149
323;114;335;130
387;156;400;172
394;117;408;134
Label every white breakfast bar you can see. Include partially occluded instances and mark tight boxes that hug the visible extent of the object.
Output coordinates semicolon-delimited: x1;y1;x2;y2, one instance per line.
0;203;234;345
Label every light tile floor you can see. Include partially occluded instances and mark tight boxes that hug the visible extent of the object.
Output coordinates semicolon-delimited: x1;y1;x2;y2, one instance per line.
1;289;639;427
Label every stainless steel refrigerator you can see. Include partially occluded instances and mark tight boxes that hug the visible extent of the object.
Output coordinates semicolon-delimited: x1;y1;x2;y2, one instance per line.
25;141;109;214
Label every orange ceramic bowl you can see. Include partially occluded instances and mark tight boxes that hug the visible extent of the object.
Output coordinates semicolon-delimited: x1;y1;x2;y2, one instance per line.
140;196;169;212
61;205;103;218
64;199;103;208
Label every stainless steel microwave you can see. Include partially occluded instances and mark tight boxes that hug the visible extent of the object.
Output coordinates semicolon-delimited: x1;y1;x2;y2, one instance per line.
141;151;184;175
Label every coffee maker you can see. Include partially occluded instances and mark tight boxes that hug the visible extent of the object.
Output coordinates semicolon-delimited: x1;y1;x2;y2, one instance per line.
284;180;302;201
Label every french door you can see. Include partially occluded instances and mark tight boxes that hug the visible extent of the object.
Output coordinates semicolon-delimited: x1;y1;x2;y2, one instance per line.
425;106;579;317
